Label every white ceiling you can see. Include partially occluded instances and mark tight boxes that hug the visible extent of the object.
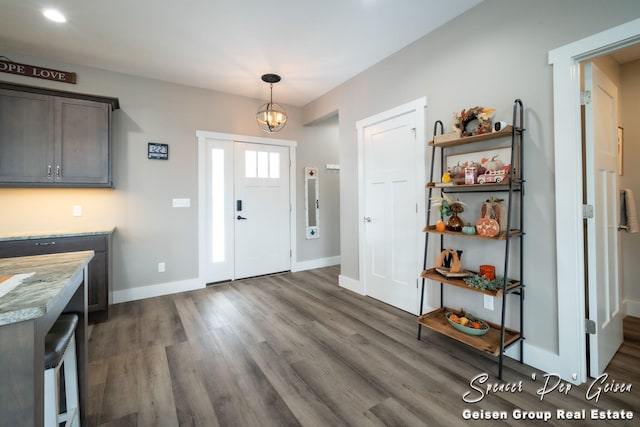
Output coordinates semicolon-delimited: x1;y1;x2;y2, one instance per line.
0;0;483;106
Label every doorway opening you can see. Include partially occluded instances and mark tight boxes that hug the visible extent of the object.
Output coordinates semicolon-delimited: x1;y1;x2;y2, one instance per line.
196;131;297;284
581;45;640;378
549;17;640;384
355;97;427;314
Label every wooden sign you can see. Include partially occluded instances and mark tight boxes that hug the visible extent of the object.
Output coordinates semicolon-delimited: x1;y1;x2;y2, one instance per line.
0;59;76;84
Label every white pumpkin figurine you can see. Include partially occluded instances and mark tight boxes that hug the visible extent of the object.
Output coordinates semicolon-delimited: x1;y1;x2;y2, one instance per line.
485;155;504;171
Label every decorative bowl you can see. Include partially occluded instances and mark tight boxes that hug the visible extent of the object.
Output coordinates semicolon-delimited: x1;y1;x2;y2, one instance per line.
445;312;489;336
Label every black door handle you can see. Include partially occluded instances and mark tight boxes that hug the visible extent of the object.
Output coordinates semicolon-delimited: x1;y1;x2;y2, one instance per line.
237;215;247;220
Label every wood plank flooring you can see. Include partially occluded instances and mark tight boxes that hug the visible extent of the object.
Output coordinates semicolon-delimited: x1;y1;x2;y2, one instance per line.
87;266;640;426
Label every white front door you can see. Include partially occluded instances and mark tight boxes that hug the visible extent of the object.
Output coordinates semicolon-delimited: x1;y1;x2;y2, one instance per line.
362;111;420;314
234;142;291;279
584;62;624;376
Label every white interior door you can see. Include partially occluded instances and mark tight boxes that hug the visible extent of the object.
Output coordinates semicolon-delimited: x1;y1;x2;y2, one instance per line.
584;62;624;376
363;112;419;314
234;142;290;279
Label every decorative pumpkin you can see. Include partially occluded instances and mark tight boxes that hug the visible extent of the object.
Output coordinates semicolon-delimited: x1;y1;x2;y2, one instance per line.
485;155;504;171
462;223;476;235
441;171;451;183
436;220;446;232
476;216;500;237
450;161;465;177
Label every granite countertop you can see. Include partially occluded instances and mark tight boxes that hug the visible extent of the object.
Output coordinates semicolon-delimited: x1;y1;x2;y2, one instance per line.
0;251;94;326
0;227;115;242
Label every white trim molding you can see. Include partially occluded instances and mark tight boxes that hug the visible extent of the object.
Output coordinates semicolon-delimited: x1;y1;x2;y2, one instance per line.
292;256;341;272
548;18;640;385
338;274;364;295
625;298;640;318
112;278;203;304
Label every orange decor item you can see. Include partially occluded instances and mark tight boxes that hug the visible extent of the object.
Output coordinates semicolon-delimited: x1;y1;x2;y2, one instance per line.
476;216;499;237
479;265;496;280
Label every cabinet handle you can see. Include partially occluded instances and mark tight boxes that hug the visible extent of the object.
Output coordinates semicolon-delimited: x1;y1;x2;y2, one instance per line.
56;165;61;178
47;165;52;178
35;242;56;246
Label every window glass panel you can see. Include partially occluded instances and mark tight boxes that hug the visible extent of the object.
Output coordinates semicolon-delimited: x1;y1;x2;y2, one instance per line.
269;152;280;178
245;150;257;178
211;148;225;262
258;151;269;178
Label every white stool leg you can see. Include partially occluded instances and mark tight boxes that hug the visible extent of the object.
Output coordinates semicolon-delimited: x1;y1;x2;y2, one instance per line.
44;366;60;427
62;333;80;427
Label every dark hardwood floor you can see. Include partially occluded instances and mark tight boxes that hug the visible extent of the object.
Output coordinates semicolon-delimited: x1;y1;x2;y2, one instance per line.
87;266;639;426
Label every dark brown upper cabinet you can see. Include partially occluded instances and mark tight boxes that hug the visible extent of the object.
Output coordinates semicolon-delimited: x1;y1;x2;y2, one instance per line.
0;82;119;187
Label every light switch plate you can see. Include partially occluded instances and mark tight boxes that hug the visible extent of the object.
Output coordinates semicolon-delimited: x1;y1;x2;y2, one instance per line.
72;205;82;217
484;294;494;311
172;198;191;208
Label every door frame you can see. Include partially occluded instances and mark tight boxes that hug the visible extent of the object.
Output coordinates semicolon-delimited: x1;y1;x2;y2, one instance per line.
196;130;297;283
355;97;427;301
548;18;640;384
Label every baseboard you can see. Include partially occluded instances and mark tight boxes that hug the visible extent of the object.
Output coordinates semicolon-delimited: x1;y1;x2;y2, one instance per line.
503;341;567;380
338;274;364;295
292;255;341;272
112;277;204;304
624;298;640;317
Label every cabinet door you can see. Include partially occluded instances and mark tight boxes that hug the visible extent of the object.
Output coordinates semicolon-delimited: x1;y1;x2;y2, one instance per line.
0;89;54;183
55;97;111;186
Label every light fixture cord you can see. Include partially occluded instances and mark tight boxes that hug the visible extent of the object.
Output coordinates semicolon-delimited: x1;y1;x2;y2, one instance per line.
269;83;274;106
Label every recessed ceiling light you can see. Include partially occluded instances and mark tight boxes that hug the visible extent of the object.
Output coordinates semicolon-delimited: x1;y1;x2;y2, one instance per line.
43;9;66;23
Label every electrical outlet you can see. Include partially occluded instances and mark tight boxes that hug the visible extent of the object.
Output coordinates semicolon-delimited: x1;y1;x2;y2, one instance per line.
158;262;166;273
172;198;191;208
484;294;494;311
72;205;82;217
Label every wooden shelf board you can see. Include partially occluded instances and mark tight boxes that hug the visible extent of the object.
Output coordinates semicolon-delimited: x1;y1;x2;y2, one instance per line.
426;180;522;191
428;126;513;147
418;307;521;356
422;225;523;240
420;268;521;297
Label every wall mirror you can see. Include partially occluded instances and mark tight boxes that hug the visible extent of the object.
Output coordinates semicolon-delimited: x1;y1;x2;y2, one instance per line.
304;167;320;239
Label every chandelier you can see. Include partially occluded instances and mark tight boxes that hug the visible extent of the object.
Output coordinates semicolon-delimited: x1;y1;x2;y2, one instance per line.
256;74;287;133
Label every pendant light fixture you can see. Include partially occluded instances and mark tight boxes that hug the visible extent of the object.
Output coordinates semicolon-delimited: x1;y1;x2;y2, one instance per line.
256;74;287;133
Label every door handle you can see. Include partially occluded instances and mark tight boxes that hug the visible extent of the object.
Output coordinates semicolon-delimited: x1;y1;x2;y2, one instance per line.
364;217;372;223
237;215;247;220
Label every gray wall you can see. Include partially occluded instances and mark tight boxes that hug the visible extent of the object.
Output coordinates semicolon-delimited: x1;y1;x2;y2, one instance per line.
302;0;640;355
296;115;340;262
0;52;340;293
621;59;640;313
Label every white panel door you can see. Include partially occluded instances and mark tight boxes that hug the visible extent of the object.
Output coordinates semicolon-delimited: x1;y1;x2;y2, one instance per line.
584;62;624;376
363;112;419;313
234;142;290;279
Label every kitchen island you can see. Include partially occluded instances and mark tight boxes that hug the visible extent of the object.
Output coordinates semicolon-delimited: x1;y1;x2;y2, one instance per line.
0;227;113;323
0;251;93;427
